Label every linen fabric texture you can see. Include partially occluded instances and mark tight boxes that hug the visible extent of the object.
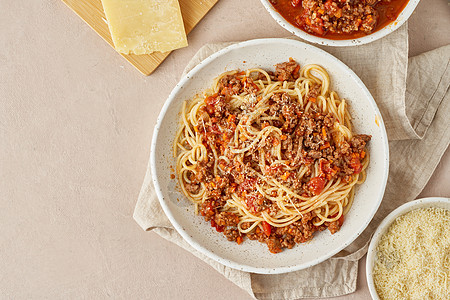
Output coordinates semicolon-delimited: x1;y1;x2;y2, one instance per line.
134;24;450;299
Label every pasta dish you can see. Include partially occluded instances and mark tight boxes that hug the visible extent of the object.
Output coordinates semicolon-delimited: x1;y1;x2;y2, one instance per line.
174;59;370;253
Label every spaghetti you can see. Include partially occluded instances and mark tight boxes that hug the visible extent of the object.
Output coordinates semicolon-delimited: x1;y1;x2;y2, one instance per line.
174;59;371;253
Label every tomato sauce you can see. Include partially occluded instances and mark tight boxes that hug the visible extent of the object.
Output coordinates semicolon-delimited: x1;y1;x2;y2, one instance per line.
269;0;409;40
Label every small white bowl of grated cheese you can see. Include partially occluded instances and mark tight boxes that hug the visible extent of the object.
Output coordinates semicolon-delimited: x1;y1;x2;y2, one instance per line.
366;197;450;300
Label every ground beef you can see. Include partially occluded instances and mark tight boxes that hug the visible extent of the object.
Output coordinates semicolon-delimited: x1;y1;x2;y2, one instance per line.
224;228;240;241
200;203;215;221
269;101;281;116
280;237;296;249
232;212;323;253
306;84;320;101
297;212;311;225
246;231;259;241
308;149;322;159
324;114;333;127
256;215;325;253
299;0;380;35
339;141;351;155
215;212;239;227
267;237;283;254
350;134;371;151
218;75;242;92
185;183;200;194
274;59;300;81
269;92;301;132
243;77;259;94
328;220;341;234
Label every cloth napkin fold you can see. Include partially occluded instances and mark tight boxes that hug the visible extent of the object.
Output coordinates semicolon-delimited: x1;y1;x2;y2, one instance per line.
134;24;450;299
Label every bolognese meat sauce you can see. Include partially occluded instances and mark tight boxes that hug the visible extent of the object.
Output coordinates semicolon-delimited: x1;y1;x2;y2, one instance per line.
187;60;371;254
269;0;409;39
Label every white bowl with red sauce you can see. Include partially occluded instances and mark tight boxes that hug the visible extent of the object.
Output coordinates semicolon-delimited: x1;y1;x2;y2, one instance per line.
151;38;389;274
260;0;420;46
366;197;450;299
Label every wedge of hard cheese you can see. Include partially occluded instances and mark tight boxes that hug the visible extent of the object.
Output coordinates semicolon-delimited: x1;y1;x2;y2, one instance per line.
101;0;188;55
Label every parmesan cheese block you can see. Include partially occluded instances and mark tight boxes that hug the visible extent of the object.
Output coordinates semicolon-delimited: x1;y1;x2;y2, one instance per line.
373;207;450;300
101;0;188;54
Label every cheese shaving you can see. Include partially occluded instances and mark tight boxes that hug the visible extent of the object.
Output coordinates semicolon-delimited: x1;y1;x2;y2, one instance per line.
373;207;450;299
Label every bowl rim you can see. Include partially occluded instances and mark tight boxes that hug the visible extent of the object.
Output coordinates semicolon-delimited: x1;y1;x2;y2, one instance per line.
259;0;421;47
366;196;450;299
150;38;389;274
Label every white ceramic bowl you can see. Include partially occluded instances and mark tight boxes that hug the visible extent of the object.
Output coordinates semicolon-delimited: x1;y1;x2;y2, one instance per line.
366;197;450;299
151;38;389;274
260;0;420;46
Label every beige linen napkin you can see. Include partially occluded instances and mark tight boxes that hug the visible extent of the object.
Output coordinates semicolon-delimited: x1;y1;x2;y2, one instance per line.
134;24;450;299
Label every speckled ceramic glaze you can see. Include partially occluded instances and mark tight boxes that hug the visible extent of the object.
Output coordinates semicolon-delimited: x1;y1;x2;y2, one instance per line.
259;0;420;46
151;38;389;274
366;197;450;299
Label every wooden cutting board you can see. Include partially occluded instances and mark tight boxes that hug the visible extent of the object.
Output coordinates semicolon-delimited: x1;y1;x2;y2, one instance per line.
62;0;219;75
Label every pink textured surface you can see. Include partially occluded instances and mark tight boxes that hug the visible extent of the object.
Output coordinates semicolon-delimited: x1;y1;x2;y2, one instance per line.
0;0;448;298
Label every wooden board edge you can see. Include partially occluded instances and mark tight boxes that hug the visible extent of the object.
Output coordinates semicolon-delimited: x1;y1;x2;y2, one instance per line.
61;0;219;76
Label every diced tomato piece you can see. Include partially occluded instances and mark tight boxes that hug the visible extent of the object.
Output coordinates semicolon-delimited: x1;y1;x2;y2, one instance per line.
308;177;326;195
305;17;312;26
262;221;272;236
319;159;331;175
319;142;330;150
324;0;333;10
201;202;214;217
245;197;255;211
205;104;214;115
238;177;257;192
349;156;362;174
227;114;236;124
330;213;345;227
338;214;345;227
315;17;324;27
221;87;232;98
210;219;224;232
242;77;259;91
293;64;300;79
319;159;338;179
310;25;324;35
205;95;218;106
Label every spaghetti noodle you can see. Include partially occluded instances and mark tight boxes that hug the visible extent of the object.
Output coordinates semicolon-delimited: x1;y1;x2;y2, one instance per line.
174;59;371;253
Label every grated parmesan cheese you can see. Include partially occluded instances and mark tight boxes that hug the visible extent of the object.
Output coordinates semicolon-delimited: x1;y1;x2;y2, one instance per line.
373;207;450;300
